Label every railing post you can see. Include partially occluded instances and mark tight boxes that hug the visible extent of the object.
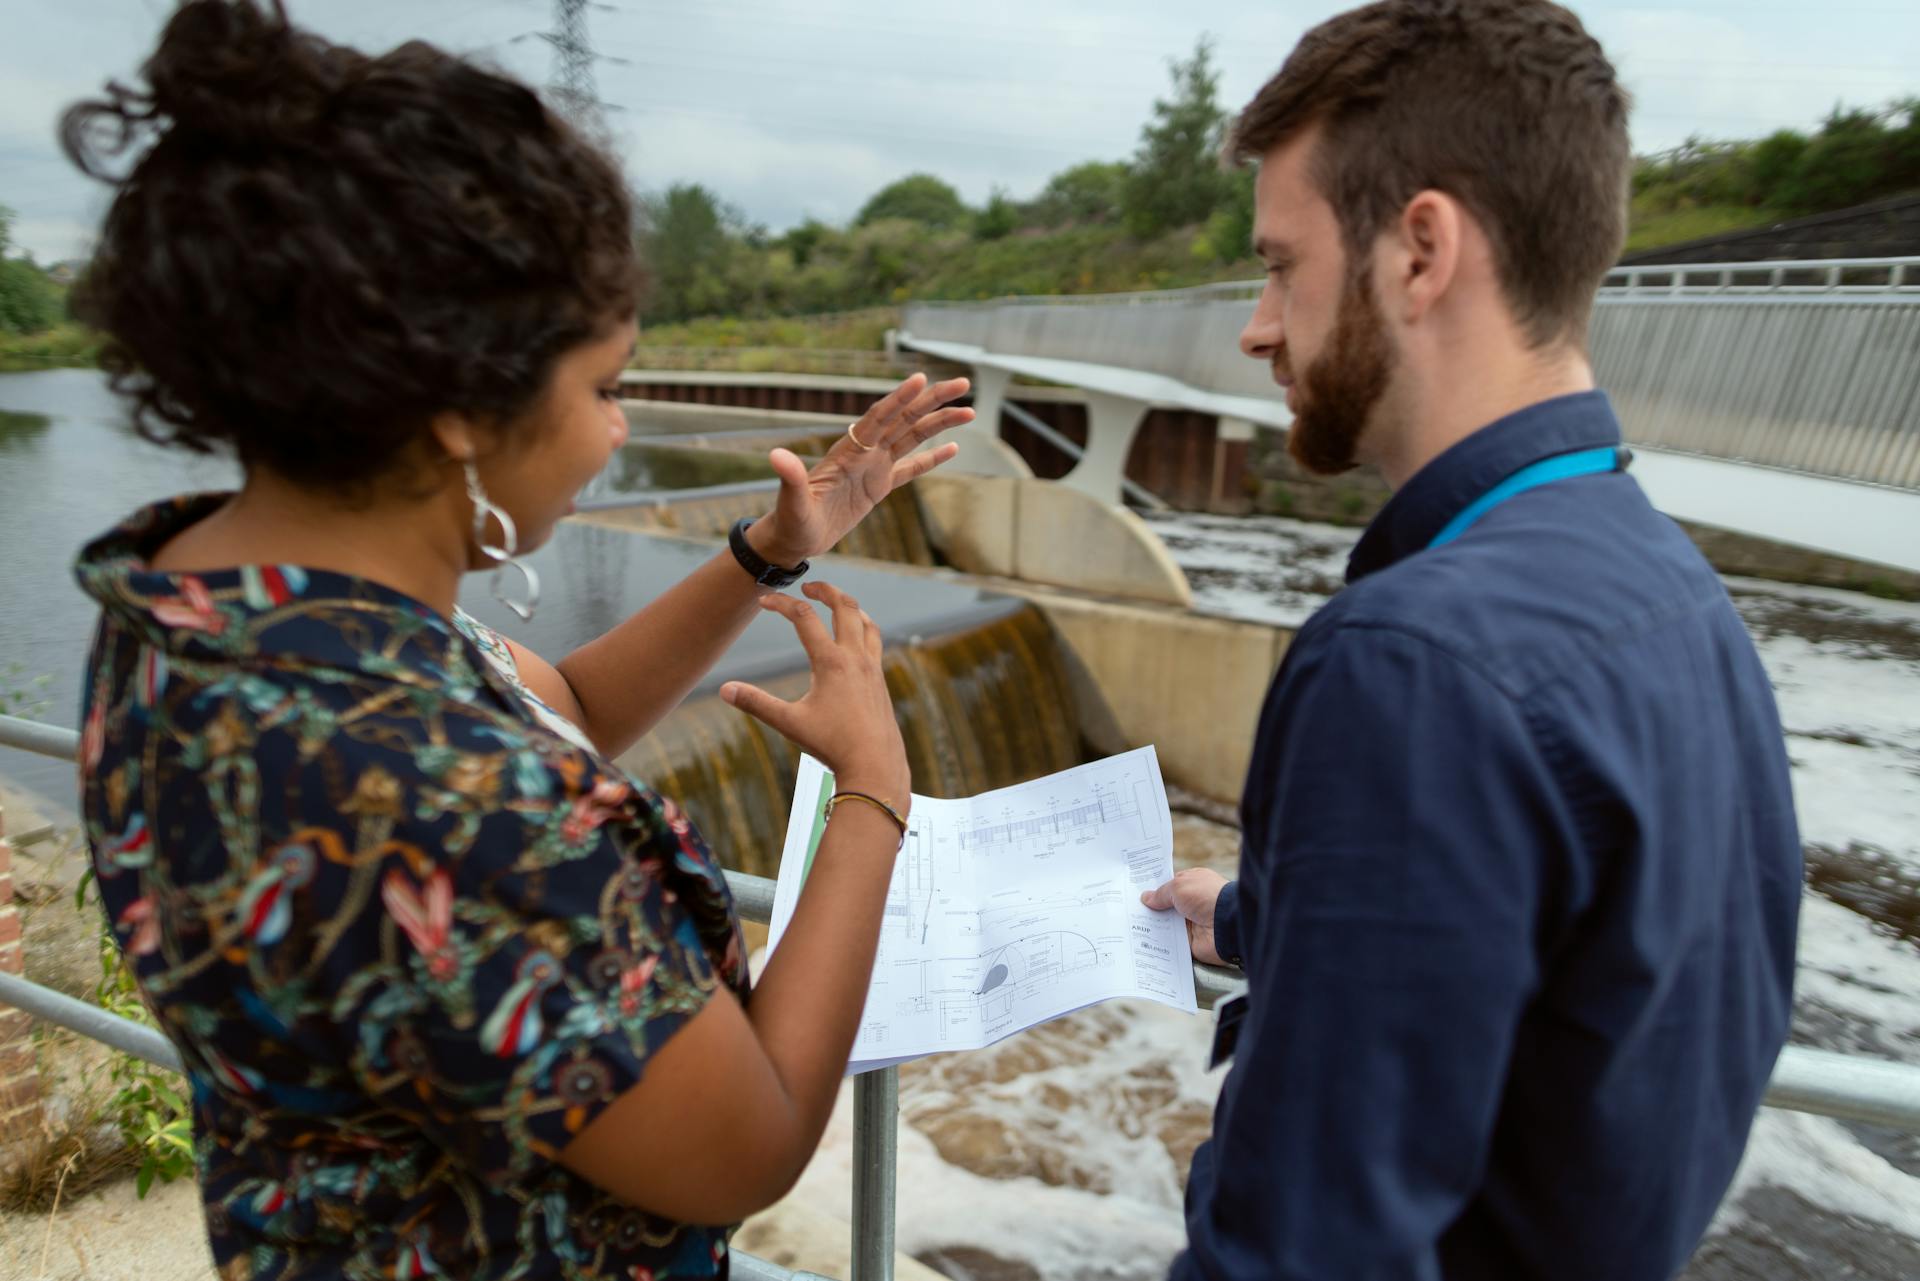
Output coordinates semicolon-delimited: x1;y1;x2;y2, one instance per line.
850;1066;899;1281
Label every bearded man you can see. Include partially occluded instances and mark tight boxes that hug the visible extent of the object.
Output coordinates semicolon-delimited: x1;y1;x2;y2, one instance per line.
1142;4;1802;1278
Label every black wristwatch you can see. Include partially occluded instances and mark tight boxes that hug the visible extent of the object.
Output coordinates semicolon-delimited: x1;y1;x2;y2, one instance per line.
728;517;810;589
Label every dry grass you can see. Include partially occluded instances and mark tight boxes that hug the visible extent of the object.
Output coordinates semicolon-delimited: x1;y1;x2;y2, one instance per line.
0;820;150;1217
0;1042;140;1214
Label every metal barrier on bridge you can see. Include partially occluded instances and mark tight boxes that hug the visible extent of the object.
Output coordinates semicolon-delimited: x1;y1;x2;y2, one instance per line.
900;256;1920;571
1588;257;1920;491
3;710;1919;1279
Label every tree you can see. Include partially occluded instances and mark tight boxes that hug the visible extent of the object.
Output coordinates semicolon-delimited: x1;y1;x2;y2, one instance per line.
855;174;968;230
0;204;60;335
780;218;833;268
1774;104;1902;215
1030;162;1128;228
1196;167;1257;265
1890;97;1920;194
1745;130;1811;206
973;187;1019;241
845;219;940;301
638;184;743;323
1121;38;1233;238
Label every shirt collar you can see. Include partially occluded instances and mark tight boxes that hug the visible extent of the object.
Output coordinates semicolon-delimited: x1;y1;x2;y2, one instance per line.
74;494;525;713
1346;390;1625;583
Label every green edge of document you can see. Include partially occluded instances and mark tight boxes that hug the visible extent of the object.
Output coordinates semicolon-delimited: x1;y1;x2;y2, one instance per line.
799;768;835;888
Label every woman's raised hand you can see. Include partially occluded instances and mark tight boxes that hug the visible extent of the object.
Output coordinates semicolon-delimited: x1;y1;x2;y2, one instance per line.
718;582;910;808
751;373;973;566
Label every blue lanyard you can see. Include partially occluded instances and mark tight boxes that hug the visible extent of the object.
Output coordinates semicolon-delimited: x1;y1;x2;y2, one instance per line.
1427;446;1629;550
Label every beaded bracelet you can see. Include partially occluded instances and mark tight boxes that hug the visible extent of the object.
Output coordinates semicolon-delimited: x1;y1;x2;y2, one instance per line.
825;790;909;839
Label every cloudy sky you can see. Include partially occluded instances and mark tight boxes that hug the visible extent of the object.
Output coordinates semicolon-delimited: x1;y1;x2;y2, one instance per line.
3;0;1917;262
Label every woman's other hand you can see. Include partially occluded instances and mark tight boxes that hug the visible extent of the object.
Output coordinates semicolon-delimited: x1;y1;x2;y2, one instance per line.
565;579;914;1224
718;582;909;808
749;373;973;566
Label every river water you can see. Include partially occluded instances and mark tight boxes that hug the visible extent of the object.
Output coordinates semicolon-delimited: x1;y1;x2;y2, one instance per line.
0;369;994;799
2;371;1916;1278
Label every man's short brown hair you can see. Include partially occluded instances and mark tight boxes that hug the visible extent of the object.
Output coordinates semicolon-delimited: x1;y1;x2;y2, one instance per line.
1230;0;1630;348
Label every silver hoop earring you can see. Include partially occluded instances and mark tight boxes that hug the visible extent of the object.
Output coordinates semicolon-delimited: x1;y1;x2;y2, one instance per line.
463;459;540;622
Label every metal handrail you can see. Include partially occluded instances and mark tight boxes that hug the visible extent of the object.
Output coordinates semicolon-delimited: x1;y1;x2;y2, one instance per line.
908;279;1263;309
901;256;1920;313
625;348;931;380
572;477;781;514
1600;256;1920;295
6;708;1920;1281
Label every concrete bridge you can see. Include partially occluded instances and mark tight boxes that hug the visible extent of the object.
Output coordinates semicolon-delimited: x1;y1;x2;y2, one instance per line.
899;257;1920;575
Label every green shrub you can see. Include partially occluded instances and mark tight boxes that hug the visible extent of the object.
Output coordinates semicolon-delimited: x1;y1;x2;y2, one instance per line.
75;872;196;1198
0;322;102;371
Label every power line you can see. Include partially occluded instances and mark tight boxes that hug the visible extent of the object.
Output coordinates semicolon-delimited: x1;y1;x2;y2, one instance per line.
519;0;628;141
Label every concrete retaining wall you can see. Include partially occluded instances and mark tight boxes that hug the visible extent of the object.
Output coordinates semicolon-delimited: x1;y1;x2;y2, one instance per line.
914;473;1193;608
1018;589;1288;805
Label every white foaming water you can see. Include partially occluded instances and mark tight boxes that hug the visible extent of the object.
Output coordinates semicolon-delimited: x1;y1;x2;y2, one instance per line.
1715;1109;1920;1241
775;1002;1214;1280
1141;510;1356;630
1729;578;1920;879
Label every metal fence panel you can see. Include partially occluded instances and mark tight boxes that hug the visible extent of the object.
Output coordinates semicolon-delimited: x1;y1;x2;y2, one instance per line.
905;256;1920;491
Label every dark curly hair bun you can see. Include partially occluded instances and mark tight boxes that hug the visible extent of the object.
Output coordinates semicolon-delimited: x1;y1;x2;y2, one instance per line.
62;0;642;493
145;0;342;151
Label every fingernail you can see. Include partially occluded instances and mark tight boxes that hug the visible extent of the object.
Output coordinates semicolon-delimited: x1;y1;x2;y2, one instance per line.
720;684;738;704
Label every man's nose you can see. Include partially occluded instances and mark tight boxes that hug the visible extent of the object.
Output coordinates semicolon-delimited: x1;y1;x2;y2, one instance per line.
1240;291;1283;362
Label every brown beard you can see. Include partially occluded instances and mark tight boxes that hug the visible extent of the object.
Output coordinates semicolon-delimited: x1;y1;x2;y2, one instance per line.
1285;261;1396;476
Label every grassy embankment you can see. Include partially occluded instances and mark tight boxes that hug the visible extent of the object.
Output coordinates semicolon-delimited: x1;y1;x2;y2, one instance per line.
0;324;99;373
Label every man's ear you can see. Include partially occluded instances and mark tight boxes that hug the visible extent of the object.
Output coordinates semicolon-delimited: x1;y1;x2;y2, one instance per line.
1388;189;1463;326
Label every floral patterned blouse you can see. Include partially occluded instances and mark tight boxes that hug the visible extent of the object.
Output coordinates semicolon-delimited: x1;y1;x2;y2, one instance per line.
74;495;750;1280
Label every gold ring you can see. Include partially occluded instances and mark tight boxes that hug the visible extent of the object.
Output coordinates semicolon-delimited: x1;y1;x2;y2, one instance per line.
845;422;876;452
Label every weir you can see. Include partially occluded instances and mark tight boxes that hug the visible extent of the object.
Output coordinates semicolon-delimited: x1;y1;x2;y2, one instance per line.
623;604;1081;880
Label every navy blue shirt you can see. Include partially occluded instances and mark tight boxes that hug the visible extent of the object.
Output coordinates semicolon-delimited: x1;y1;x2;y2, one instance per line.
1175;392;1801;1281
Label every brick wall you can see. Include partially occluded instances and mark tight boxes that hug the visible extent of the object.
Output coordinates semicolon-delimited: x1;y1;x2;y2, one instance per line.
0;803;44;1141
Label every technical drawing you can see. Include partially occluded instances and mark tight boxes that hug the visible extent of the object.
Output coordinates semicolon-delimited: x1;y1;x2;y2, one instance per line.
956;777;1149;856
769;747;1197;1071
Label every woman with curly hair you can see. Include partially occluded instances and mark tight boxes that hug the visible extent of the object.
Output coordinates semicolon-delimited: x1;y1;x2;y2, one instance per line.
63;2;972;1276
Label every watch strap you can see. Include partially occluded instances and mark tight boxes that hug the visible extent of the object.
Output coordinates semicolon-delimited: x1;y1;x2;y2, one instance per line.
728;517;810;589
